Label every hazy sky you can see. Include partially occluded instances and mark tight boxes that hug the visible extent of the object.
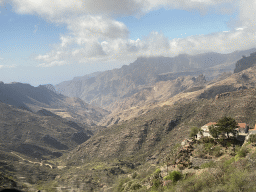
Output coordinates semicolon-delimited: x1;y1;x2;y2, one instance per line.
0;0;255;86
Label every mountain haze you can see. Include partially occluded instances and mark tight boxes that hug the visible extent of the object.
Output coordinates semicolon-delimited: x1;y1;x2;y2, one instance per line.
55;48;256;109
99;56;256;126
0;82;109;125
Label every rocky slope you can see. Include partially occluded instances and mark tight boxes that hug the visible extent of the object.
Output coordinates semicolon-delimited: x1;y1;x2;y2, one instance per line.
0;82;109;125
4;63;256;191
99;63;256;126
67;87;256;164
47;84;256;191
100;74;207;126
234;52;256;73
55;48;256;109
0;103;92;160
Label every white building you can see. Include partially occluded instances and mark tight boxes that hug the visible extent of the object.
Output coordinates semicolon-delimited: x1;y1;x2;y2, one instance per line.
197;122;248;139
197;122;216;139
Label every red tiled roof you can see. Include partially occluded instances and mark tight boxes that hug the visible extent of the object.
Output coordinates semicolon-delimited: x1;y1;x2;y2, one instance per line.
205;122;217;126
237;123;247;129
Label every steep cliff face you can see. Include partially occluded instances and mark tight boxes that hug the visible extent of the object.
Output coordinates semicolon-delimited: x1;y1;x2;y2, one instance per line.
234;52;256;73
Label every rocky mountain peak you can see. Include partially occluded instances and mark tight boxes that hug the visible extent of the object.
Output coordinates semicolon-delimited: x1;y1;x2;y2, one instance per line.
234;52;256;73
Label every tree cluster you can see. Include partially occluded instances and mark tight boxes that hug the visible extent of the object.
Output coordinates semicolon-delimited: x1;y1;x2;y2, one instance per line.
209;116;238;139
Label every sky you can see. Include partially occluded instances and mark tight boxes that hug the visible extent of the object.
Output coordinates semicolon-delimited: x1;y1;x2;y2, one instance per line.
0;0;256;86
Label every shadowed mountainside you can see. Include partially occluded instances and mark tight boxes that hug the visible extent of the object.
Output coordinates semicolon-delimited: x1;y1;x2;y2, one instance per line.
0;103;91;160
0;82;109;126
234;52;256;73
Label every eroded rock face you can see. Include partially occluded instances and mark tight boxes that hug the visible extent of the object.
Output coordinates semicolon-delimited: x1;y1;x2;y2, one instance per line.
234;52;256;73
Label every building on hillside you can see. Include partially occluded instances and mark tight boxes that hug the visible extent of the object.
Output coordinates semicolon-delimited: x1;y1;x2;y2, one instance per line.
237;123;249;134
196;122;217;139
197;122;248;139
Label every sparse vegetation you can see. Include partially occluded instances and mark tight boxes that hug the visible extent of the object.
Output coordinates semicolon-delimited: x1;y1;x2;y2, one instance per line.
189;126;200;139
163;171;182;183
249;134;256;143
4;60;256;191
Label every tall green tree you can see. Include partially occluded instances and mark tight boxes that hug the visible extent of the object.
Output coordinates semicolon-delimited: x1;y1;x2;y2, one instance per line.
209;124;220;139
189;126;201;139
216;116;238;138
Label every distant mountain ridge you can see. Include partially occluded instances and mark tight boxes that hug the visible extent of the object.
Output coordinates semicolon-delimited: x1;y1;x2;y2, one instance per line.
55;48;256;109
0;82;109;125
98;61;256;126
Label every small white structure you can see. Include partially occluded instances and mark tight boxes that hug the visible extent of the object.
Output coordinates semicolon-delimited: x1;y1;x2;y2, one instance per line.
197;122;248;139
197;122;217;139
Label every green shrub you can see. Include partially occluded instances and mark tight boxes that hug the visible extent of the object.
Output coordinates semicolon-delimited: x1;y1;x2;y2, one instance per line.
152;168;161;179
130;181;142;190
201;137;215;143
201;161;216;168
131;172;137;179
249;134;256;143
189;126;200;138
236;147;248;160
226;141;232;147
204;142;214;153
163;171;182;183
212;146;223;157
114;177;131;192
151;178;162;190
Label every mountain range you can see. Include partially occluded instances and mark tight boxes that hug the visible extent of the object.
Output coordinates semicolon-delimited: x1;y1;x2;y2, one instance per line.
0;82;109;126
55;48;256;109
2;48;256;191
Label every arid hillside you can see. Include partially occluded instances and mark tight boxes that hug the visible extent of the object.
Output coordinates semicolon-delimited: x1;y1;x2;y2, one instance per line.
99;61;256;127
45;85;256;191
55;49;256;109
0;82;109;126
0;103;92;160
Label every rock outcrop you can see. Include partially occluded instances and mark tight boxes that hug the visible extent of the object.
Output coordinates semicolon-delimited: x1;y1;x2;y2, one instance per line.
234;52;256;73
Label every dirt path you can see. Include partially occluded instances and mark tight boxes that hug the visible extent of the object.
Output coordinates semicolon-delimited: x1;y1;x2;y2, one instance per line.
11;152;53;169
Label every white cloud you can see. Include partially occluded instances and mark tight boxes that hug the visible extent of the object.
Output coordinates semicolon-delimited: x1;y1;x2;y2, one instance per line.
35;25;256;67
236;0;256;31
6;0;239;21
0;57;4;60
65;15;129;40
236;27;244;31
37;60;66;68
4;0;256;68
0;65;16;69
72;40;106;58
143;0;239;15
8;0;144;20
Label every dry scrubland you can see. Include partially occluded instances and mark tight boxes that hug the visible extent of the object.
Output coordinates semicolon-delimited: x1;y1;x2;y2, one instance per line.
2;51;256;191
